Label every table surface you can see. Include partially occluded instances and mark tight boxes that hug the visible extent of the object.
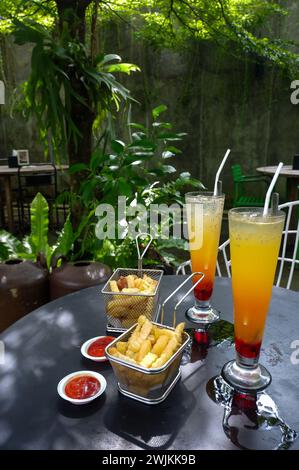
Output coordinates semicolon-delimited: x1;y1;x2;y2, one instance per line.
257;165;299;178
0;276;298;451
0;164;69;176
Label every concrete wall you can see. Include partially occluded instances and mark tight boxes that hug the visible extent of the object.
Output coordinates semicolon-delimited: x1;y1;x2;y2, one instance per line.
1;2;299;205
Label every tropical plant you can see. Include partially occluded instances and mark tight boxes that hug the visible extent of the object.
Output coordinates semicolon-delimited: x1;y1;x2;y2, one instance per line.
13;20;139;165
56;104;204;268
0;193;74;268
2;1;139;232
2;1;298;74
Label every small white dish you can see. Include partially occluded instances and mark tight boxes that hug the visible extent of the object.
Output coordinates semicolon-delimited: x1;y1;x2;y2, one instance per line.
81;336;114;362
57;370;107;405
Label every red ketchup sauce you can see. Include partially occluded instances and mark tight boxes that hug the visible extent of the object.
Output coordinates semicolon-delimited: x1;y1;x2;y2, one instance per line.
87;336;115;358
65;375;100;399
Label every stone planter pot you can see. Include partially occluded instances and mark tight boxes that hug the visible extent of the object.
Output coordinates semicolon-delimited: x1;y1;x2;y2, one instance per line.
0;259;49;332
50;257;112;300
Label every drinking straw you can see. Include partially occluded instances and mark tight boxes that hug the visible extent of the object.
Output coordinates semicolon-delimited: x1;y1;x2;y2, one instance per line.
217;180;222;196
271;192;279;216
263;163;283;216
213;149;231;196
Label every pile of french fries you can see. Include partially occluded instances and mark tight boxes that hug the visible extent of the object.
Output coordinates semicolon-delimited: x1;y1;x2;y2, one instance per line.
107;274;158;329
109;315;185;369
109;273;158;295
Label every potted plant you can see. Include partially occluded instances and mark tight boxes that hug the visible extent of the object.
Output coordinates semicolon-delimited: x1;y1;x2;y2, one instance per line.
0;193;112;304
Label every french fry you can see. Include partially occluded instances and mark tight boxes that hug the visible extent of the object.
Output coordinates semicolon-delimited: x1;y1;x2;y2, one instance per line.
125;349;136;359
152;336;179;367
133;278;143;289
109;317;186;372
140;318;153;340
174;322;185;343
109;280;119;292
126;275;136;288
107;302;127;318
110;349;137;364
127;316;145;352
116;341;128;354
148;334;156;345
152;335;169;356
154;327;174;340
136;339;152;362
140;352;157;368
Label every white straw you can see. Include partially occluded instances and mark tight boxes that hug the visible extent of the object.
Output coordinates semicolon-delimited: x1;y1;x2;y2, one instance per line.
263;162;283;216
213;149;231;196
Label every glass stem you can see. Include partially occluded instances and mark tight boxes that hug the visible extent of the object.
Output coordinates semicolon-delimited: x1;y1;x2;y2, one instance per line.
195;299;211;309
236;351;260;369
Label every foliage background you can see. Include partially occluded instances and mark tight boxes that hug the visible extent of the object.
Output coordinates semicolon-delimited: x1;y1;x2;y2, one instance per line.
0;0;299;202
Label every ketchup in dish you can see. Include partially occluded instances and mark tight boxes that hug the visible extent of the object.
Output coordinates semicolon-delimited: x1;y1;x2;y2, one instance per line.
87;336;115;358
65;375;100;399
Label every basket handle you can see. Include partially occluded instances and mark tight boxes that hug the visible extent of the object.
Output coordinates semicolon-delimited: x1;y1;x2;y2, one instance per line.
159;271;205;327
135;232;153;271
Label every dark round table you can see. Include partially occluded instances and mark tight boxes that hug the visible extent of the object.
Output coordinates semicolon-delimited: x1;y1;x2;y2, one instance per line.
0;276;298;450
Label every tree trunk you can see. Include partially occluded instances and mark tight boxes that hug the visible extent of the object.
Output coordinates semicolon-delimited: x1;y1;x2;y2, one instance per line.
54;0;94;230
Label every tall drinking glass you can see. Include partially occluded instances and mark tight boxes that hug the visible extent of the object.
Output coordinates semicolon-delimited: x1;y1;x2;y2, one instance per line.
222;207;285;392
185;191;225;324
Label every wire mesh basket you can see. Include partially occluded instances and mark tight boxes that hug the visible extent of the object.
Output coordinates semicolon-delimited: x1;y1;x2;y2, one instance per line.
105;272;205;404
106;322;189;404
101;233;164;332
101;268;163;332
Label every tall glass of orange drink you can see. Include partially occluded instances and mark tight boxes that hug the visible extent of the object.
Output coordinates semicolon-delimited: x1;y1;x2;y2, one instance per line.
185;191;225;325
222;207;285;391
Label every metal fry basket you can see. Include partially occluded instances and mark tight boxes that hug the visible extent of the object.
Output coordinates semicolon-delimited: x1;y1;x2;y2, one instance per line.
102;267;163;332
101;234;163;332
105;272;205;404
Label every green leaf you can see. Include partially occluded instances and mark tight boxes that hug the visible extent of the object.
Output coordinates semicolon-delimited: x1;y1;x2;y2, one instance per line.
131;176;149;187
130;160;143;166
118;178;133;197
175;174;205;189
131;131;147;141
157;238;189;251
90;150;107;171
166;146;182;154
0;230;26;258
152;104;167;120
128;139;155;150
99;54;122;65
0;243;9;261
104;63;141;75
152;122;172;129
29;192;49;256
128;123;146;131
69;163;89;174
180;172;191;179
161;165;177;174
52;215;74;258
162;150;175;159
158;132;187;141
111;139;125;154
124;152;154;165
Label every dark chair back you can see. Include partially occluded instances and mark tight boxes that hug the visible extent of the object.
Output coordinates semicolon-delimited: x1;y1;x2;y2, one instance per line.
17;163;58;232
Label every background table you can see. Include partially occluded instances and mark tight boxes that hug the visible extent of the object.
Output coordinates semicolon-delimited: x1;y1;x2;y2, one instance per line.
256;165;299;201
0;164;68;231
0;276;298;450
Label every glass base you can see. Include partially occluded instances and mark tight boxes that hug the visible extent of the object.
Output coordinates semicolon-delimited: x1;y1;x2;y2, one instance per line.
185;302;220;326
221;359;272;393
